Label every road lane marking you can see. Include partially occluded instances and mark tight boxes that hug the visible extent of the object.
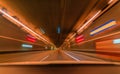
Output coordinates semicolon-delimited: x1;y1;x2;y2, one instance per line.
64;51;80;61
40;55;49;62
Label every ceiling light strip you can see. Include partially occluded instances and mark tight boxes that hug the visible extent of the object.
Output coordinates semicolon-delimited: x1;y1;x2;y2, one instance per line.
77;0;119;33
69;33;76;40
108;0;113;4
77;10;101;33
0;9;49;43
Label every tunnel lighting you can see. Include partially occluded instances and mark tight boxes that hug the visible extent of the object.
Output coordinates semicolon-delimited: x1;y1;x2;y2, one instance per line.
69;33;76;40
40;28;45;34
113;39;120;44
108;0;113;4
26;34;36;42
27;34;36;39
26;37;36;42
22;44;33;48
75;35;84;43
75;35;84;40
77;10;101;33
90;19;116;36
57;26;61;34
76;38;84;43
0;9;49;43
45;46;48;49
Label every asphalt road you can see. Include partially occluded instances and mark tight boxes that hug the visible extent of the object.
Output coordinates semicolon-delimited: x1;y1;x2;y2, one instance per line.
0;50;107;63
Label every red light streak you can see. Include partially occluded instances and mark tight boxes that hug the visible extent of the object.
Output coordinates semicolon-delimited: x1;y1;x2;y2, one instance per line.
26;37;36;42
75;35;84;43
76;38;84;43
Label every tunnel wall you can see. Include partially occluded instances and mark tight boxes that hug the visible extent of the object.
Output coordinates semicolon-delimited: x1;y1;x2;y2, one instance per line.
72;1;120;50
82;1;120;40
71;41;95;50
95;33;120;61
0;15;45;51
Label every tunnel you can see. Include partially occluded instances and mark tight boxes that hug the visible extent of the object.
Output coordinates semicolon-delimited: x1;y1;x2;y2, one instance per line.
0;0;120;74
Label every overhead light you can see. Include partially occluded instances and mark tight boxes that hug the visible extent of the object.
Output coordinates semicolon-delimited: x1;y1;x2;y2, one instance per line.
68;33;76;40
40;27;45;34
0;9;49;44
77;10;101;33
57;26;61;34
108;0;113;4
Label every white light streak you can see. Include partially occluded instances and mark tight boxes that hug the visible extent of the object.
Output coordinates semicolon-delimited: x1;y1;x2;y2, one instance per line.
64;51;80;61
77;10;101;33
22;44;33;48
0;9;49;43
108;0;113;4
40;55;49;62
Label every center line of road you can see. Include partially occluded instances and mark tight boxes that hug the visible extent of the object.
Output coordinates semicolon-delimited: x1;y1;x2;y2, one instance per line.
40;55;49;62
64;52;80;61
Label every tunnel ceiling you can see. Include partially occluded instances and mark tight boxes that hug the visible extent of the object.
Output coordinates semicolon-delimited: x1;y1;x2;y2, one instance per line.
0;0;109;47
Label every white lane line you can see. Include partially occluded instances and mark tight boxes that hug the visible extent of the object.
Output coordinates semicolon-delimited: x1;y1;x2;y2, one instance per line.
40;55;49;62
64;51;80;61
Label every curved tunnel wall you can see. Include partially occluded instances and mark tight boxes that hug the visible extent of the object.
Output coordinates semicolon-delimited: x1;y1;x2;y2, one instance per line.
0;15;45;51
72;1;120;50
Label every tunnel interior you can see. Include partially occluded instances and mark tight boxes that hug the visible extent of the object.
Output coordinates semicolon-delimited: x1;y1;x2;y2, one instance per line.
0;1;120;74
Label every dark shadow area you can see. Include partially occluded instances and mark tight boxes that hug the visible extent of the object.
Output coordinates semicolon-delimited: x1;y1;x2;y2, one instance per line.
0;64;120;74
